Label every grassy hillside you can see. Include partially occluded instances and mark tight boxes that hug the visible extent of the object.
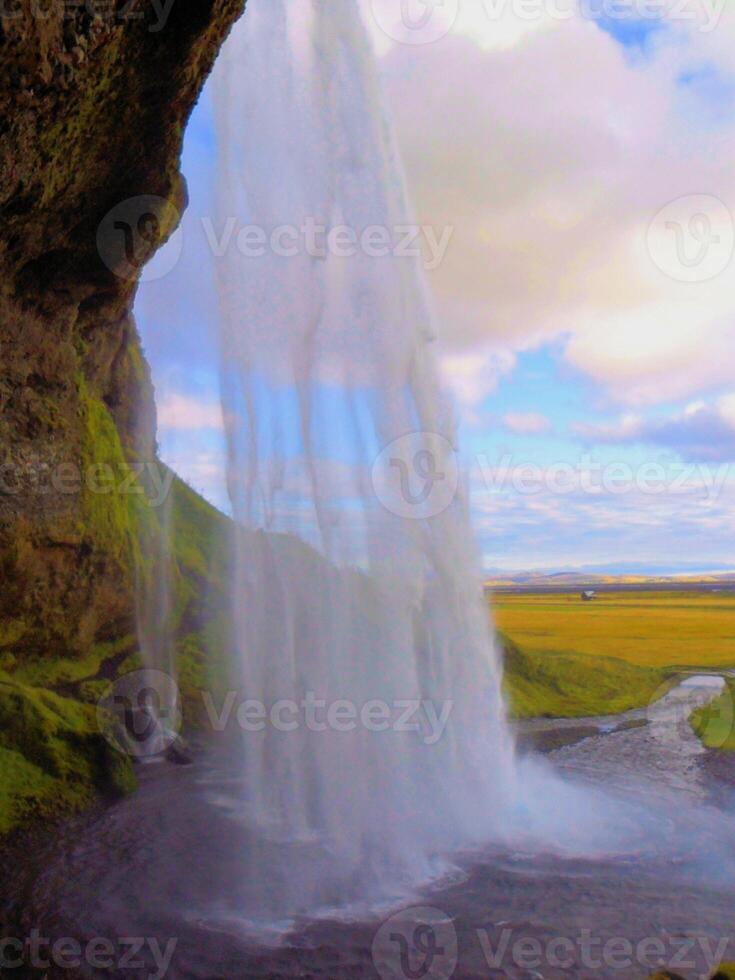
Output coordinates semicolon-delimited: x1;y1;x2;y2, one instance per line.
501;633;669;719
0;461;232;839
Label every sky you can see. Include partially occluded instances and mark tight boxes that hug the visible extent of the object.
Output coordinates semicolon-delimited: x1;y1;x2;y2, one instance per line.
135;0;735;573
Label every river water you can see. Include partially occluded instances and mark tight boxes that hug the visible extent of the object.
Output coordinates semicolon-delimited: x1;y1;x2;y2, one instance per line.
4;677;734;979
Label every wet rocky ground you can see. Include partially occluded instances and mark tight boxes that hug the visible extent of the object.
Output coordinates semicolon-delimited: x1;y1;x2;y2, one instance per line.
3;679;734;980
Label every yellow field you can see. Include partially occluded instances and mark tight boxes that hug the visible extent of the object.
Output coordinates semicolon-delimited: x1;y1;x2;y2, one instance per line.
492;590;735;670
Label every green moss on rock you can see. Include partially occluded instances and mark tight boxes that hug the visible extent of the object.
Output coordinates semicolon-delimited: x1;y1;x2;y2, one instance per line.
78;375;134;564
0;462;234;838
0;673;135;835
711;964;735;979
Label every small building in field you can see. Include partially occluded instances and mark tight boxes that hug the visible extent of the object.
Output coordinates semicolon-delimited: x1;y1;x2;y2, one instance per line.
581;590;597;601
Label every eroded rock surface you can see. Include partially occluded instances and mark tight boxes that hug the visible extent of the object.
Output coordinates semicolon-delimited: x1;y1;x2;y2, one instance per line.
0;0;243;672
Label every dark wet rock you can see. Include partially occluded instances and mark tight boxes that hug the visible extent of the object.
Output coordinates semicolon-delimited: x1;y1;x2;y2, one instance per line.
165;737;194;766
613;718;648;735
515;725;600;755
700;749;735;788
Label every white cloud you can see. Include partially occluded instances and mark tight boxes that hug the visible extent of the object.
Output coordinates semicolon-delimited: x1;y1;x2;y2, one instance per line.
503;411;552;434
572;398;735;461
563;306;735;405
374;9;735;407
573;413;643;441
361;0;558;55
440;347;516;413
452;0;561;50
157;393;224;432
719;392;735;429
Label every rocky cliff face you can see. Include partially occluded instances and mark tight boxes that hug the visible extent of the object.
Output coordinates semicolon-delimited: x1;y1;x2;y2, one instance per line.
0;0;244;831
0;0;244;665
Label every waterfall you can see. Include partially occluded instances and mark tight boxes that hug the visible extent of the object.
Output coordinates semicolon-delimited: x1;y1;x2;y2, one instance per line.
131;478;180;761
209;0;518;914
136;491;174;674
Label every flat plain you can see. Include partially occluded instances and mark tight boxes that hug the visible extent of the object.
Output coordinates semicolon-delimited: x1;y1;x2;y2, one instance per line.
492;588;735;718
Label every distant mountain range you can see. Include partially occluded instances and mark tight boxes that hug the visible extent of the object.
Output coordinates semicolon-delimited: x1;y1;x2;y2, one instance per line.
484;563;735;588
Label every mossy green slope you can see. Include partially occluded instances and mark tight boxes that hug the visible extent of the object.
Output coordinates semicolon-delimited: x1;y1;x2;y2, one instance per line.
0;390;233;838
0;673;136;836
501;633;669;719
163;472;234;723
